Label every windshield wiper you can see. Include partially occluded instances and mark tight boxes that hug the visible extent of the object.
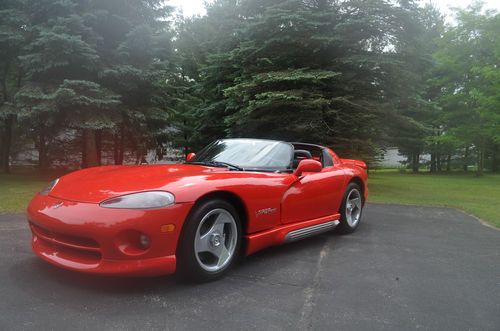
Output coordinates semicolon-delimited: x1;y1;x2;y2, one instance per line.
187;161;244;171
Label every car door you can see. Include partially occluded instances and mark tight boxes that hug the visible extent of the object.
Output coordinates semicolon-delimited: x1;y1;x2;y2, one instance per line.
280;164;346;224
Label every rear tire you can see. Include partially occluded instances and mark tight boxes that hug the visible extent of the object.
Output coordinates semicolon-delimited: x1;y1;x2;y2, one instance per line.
336;182;364;234
177;199;241;282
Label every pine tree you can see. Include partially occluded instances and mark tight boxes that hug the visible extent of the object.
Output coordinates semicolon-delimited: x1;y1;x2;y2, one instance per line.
17;0;105;168
182;0;436;162
387;2;445;172
174;0;245;150
12;0;176;169
0;0;27;172
90;0;176;165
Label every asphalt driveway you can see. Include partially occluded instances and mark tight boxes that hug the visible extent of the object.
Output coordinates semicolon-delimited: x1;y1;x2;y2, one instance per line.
0;204;499;330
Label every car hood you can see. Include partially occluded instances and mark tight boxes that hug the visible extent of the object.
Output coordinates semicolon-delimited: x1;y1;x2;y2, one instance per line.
49;164;227;203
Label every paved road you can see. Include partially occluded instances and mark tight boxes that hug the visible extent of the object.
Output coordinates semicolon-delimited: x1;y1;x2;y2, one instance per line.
0;204;499;330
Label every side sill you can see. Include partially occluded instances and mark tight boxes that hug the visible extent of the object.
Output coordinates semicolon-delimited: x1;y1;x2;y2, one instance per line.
284;220;339;243
245;213;341;256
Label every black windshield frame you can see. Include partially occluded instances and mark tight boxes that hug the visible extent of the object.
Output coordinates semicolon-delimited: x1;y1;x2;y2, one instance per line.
187;139;294;172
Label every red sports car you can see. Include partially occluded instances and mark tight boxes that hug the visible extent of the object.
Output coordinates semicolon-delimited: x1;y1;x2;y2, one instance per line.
27;139;368;281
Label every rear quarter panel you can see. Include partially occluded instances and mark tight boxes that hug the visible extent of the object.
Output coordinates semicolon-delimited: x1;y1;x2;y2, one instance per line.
327;148;368;201
339;163;369;202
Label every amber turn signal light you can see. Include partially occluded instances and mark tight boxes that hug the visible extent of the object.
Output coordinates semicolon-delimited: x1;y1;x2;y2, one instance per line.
160;224;175;233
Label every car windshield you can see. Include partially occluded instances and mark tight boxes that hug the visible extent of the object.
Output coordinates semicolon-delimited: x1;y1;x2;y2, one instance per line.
188;139;293;171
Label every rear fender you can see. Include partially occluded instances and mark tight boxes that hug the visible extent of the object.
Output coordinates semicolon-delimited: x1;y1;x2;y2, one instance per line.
340;158;367;169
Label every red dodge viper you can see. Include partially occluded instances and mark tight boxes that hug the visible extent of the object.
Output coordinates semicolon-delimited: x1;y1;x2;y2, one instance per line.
28;138;368;281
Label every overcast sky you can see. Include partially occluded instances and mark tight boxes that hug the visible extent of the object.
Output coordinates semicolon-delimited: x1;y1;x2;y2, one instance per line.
168;0;500;22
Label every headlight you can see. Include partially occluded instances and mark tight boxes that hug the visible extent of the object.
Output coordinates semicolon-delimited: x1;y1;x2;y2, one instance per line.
40;178;59;196
99;191;175;209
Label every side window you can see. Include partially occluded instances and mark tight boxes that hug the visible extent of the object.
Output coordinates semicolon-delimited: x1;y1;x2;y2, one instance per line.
292;144;329;168
309;149;323;165
322;149;334;167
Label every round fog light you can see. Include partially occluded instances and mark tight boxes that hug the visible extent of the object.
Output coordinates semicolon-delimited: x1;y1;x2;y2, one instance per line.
139;234;151;249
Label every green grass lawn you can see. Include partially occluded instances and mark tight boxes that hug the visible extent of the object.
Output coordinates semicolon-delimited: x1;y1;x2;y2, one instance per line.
0;174;48;214
369;170;500;228
1;170;499;229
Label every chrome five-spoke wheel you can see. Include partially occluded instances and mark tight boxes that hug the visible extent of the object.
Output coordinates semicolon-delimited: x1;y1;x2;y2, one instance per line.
178;200;241;282
337;182;364;234
194;208;238;272
345;188;362;227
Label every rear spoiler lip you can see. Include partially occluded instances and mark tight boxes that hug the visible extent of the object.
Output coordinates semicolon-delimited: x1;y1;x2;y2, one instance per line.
340;158;367;169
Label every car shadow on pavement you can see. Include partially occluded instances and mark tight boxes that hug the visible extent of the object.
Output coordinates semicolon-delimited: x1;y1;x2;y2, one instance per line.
8;229;351;297
9;257;183;294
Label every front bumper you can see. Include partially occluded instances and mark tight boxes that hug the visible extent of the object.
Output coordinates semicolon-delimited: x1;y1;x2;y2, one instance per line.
27;194;193;277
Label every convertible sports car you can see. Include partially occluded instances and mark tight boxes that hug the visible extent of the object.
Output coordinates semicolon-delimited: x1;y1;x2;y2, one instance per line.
27;138;368;281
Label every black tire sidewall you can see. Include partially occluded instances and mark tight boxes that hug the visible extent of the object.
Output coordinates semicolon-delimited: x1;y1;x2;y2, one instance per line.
177;199;242;282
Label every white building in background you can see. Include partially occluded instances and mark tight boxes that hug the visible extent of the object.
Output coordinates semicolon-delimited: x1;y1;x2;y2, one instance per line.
379;147;405;167
379;147;431;168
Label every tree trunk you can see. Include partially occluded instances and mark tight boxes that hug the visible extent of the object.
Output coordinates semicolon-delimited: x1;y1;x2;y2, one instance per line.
477;147;484;176
82;128;98;168
1;61;12;173
183;118;189;157
492;145;499;173
113;131;119;165
463;146;468;172
114;124;125;165
446;154;451;172
118;124;125;165
412;152;419;173
1;115;14;173
81;131;86;168
38;133;48;171
0;130;3;170
436;152;441;172
430;152;436;173
96;130;102;166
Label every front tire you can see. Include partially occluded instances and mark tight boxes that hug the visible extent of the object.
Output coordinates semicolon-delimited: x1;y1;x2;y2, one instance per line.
337;183;364;234
177;199;241;282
